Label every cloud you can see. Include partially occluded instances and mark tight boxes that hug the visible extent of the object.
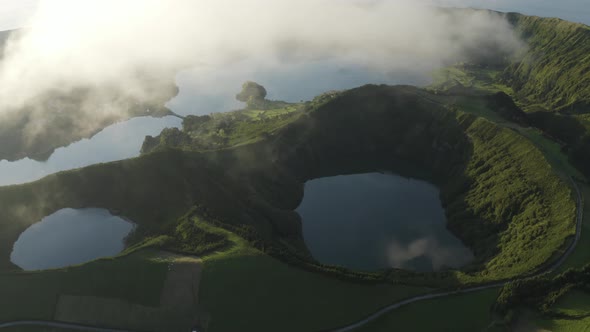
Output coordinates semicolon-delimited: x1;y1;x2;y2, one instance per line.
0;0;524;148
0;0;38;31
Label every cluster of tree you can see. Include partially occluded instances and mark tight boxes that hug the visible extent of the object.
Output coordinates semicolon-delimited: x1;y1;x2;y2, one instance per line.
162;215;230;256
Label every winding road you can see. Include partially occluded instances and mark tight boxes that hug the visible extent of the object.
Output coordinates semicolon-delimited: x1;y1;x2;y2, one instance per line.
0;320;132;331
328;176;584;332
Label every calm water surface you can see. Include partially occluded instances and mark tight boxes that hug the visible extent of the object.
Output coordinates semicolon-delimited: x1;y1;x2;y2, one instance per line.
0;116;182;186
10;208;134;271
167;59;431;116
297;173;473;271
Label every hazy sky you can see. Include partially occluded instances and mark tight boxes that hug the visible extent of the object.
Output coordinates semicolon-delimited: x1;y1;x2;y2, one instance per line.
0;0;38;30
0;0;589;31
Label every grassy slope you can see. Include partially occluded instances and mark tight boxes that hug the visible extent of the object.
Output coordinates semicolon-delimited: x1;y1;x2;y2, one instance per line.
502;14;590;112
557;181;590;272
196;220;430;332
458;118;575;278
0;85;576;285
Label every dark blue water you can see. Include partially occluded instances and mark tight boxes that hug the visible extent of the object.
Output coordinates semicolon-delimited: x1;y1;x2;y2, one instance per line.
10;208;134;271
297;173;473;272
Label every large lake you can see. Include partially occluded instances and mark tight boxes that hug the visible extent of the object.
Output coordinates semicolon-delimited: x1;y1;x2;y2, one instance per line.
10;208;134;271
296;173;473;271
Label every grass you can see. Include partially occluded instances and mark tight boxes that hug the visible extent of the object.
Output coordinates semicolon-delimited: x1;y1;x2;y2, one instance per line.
430;65;513;95
449;117;576;280
0;250;168;324
53;295;195;332
556;181;590;272
503;14;590;113
353;289;500;332
145;104;306;153
196;220;431;332
537;317;590;331
516;128;584;179
553;290;590;316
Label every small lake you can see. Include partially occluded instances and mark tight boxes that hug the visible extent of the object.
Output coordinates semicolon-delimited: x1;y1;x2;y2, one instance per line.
10;208;135;271
296;173;473;272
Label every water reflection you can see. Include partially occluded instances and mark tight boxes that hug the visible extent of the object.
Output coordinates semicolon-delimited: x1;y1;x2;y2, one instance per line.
0;116;182;186
296;173;473;272
10;208;134;271
167;59;432;116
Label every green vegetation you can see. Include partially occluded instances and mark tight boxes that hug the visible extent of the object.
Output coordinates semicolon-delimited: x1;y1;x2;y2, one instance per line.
495;264;590;317
0;84;576;288
425;12;590;328
430;13;590;180
0;73;178;162
553;290;590;317
557;182;590;272
0;9;588;332
162;216;230;256
141;87;340;153
142;105;303;151
540;318;590;331
196;218;430;332
502;14;590;113
450;117;575;278
0;251;168;323
355;289;500;332
0;69;582;330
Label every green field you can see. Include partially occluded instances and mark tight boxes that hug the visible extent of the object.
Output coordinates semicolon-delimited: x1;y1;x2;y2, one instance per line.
0;251;170;328
354;289;500;332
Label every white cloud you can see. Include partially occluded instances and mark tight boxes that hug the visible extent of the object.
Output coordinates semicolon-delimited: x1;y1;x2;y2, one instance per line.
0;0;38;31
0;0;524;143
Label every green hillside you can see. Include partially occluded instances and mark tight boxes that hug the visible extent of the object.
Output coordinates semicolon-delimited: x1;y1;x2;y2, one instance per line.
0;85;575;289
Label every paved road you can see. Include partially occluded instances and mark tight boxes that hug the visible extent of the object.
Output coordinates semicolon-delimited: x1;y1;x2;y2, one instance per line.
0;320;132;331
329;176;584;332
